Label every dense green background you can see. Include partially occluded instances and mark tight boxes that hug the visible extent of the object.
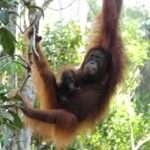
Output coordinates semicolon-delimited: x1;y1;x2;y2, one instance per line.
0;0;150;149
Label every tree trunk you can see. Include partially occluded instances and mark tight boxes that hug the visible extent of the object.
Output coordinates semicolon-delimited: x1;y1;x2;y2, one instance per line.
3;5;33;150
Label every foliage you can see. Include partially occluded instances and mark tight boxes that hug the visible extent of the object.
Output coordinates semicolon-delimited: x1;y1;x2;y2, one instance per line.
0;20;83;148
0;1;150;149
29;5;150;150
0;0;44;56
0;52;28;147
0;84;23;147
0;0;18;56
69;98;150;150
68;5;150;150
42;21;83;71
0;28;17;55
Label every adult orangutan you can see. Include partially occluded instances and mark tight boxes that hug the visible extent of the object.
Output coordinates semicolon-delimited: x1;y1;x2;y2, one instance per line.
21;0;125;148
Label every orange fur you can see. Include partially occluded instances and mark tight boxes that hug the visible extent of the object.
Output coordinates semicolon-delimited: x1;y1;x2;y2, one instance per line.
25;117;76;147
31;63;54;109
22;0;125;148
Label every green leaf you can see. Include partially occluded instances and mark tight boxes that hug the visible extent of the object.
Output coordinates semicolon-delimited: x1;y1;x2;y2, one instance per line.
12;95;23;101
8;11;19;17
0;91;8;97
7;0;18;6
2;117;16;130
0;95;10;102
2;111;13;120
8;111;23;129
0;27;16;55
0;10;9;25
0;1;9;8
1;133;11;147
0;0;18;8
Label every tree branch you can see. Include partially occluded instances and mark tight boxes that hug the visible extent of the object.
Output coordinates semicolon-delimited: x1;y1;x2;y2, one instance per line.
24;0;54;33
134;136;150;150
12;60;28;69
0;54;31;93
86;0;96;15
48;0;76;11
0;54;31;71
19;71;31;93
10;18;24;34
25;0;54;62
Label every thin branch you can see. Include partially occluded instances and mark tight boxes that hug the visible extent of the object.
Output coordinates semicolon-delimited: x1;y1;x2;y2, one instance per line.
9;18;24;34
48;0;76;11
0;54;31;92
12;58;31;92
13;54;30;69
130;121;135;150
0;62;10;70
86;0;96;15
24;0;54;33
29;25;40;61
12;60;28;69
2;104;16;108
0;54;31;71
19;71;30;93
24;0;54;62
0;55;9;60
134;136;150;150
